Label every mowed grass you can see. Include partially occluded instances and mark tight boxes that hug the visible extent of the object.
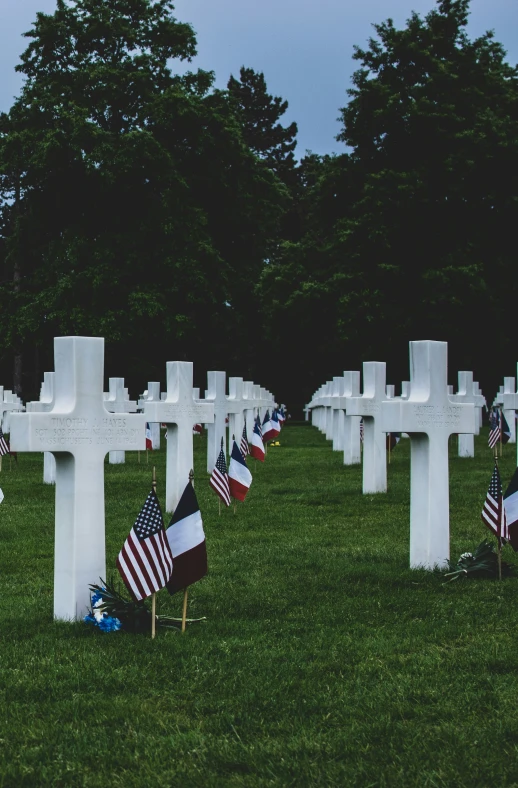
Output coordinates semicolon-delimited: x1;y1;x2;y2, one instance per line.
1;425;518;787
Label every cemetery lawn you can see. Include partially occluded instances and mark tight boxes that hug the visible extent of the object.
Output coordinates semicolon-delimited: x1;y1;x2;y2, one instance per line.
1;427;518;788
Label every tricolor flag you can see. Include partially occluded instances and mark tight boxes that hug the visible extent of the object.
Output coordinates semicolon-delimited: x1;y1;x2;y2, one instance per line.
481;461;508;541
166;481;207;595
504;468;518;550
262;410;277;443
0;488;4;504
240;423;249;459
145;422;153;451
229;439;253;501
250;420;265;462
269;410;281;440
255;416;263;439
117;489;173;601
209;442;231;506
278;407;286;427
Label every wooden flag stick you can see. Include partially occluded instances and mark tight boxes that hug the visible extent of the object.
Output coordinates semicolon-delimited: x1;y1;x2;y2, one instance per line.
498;537;502;581
138;450;140;464
0;456;2;473
181;588;189;633
388;435;391;465
152;465;157;638
146;449;149;464
219;498;221;517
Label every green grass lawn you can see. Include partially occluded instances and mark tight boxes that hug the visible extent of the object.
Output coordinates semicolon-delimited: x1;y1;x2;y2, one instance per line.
0;425;517;787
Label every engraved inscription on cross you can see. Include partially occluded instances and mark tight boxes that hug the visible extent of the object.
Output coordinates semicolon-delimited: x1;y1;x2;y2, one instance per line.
142;361;214;513
382;340;475;569
10;336;146;620
346;362;388;493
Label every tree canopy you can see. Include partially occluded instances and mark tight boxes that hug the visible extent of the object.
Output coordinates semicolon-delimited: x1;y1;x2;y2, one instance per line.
0;0;517;409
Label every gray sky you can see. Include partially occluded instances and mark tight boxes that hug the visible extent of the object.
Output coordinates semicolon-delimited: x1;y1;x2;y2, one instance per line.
1;0;517;157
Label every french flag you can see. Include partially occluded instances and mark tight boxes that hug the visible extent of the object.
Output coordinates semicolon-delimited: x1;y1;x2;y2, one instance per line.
228;439;253;501
270;409;281;439
250;420;265;462
145;422;153;450
278;407;286;427
262;410;277;443
166;480;207;595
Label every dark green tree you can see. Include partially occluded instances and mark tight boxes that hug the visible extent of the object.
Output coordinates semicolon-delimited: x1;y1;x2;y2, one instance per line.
261;0;518;408
0;0;287;395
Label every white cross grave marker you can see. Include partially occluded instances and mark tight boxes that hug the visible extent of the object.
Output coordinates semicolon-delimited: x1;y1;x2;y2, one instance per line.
337;371;361;465
346;362;387;493
381;340;476;569
330;377;345;451
228;377;245;446
501;369;518;459
503;377;516;444
206;371;242;472
27;371;56;484
138;382;161;449
142;361;214;512
453;371;483;457
104;377;138;463
10;336;146;620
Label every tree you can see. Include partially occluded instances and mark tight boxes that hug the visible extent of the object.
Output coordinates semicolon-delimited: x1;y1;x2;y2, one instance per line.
260;0;518;408
0;0;288;395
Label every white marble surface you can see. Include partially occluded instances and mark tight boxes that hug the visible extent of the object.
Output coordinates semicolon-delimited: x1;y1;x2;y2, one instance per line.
10;336;146;620
382;340;475;569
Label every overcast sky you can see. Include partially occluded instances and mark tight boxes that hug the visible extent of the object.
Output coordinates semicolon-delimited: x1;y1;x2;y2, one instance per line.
1;0;516;157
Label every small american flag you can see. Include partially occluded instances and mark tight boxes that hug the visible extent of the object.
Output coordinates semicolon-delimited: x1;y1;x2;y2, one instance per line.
488;409;500;449
209;444;230;506
117;489;173;601
482;461;508;540
360;419;364;443
256;416;263;439
0;428;10;457
240;423;249;459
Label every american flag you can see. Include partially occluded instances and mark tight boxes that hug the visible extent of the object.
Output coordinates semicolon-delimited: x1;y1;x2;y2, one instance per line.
482;461;508;540
360;419;364;443
116;489;173;601
256;416;263;439
240;423;249;459
209;443;231;506
488;409;500;449
0;428;10;457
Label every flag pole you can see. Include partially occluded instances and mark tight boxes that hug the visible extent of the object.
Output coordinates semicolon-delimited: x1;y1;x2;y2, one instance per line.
151;465;157;639
138;450;140;464
388;435;391;465
494;453;503;581
500;408;503;458
181;469;194;634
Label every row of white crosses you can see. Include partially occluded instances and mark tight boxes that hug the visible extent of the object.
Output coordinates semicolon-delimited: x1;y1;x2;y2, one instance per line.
306;341;482;568
0;387;24;434
9;336;277;621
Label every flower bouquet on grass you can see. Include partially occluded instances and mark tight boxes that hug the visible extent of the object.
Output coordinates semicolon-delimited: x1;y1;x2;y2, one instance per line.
84;577;203;634
443;540;515;582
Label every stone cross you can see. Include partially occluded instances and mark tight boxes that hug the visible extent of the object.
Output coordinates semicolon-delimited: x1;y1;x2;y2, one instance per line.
503;377;516;443
339;371;361;465
386;385;395;399
138;382;161;449
346;362;387;492
228;377;245;446
243;382;256;441
142;361;214;512
452;371;479;457
382;340;476;569
27;371;56;484
501;369;518;458
331;376;345;451
205;371;241;472
105;377;138;463
10;336;146;620
1;389;23;433
473;381;485;434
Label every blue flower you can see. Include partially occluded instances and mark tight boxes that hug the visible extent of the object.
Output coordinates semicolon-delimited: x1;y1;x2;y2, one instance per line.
84;614;96;625
98;616;122;632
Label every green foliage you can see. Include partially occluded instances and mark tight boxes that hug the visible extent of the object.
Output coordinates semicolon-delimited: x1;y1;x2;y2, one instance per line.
0;1;289;392
260;0;518;408
443;539;516;581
